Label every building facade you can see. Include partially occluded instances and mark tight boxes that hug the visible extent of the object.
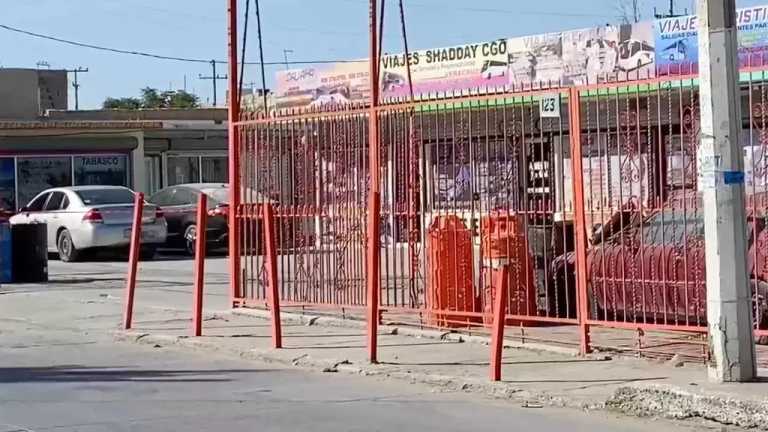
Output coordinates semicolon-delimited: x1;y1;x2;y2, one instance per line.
0;69;68;120
0;108;229;214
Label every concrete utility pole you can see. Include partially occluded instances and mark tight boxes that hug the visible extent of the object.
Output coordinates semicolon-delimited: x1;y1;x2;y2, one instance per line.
199;60;228;107
698;0;757;383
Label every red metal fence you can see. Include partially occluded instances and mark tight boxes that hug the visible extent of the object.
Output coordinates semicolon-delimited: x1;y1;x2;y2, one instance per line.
229;72;768;359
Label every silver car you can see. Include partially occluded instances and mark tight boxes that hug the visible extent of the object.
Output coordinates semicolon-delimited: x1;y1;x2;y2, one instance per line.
9;186;167;262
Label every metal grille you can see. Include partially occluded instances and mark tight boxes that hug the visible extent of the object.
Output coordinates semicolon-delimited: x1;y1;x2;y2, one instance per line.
231;75;768;355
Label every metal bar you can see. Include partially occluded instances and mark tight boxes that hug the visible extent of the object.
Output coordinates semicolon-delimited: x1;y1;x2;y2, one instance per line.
264;203;283;348
366;0;382;363
122;192;144;330
192;193;208;337
227;0;241;306
489;264;509;381
568;87;592;354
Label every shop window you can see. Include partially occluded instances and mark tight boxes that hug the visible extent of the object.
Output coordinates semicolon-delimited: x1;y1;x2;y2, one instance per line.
17;157;72;209
167;156;200;186
0;158;15;212
74;155;128;187
201;156;228;183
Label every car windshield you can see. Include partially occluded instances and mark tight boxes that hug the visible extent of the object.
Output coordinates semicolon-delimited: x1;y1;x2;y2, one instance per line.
76;188;135;205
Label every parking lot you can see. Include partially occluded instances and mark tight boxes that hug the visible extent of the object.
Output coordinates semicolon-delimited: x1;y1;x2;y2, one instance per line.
2;251;234;315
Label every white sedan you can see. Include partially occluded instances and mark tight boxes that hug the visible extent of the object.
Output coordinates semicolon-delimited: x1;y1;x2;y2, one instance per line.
9;186;167;262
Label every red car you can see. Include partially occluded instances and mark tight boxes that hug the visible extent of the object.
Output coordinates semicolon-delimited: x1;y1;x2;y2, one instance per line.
553;192;768;336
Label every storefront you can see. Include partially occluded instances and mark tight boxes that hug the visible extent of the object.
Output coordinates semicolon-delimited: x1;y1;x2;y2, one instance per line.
0;154;132;211
143;127;228;195
0;122;152;213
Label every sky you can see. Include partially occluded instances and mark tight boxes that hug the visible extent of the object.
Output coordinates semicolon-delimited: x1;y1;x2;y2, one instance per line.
0;0;764;109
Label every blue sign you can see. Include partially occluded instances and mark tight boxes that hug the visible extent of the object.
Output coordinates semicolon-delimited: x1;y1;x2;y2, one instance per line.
655;15;699;73
655;5;768;74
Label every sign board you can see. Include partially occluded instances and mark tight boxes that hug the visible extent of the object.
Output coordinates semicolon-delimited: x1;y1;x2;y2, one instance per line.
539;93;561;118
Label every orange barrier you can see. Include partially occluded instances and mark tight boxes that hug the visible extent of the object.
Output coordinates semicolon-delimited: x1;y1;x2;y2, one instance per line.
481;212;536;326
122;192;144;330
427;215;475;328
192;193;208;337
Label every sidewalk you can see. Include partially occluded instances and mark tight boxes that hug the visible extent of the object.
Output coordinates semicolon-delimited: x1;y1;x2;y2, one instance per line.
117;306;768;431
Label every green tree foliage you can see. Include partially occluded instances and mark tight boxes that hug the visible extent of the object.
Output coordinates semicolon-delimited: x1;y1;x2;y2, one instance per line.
102;88;200;109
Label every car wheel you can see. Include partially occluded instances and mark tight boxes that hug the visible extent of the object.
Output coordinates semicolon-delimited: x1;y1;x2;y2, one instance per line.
57;229;81;262
184;224;197;256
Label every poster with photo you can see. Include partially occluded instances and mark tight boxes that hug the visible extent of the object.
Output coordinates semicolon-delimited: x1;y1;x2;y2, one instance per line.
654;15;699;73
655;5;768;74
274;63;369;109
506;31;564;86
274;38;509;108
380;39;508;99
561;22;655;85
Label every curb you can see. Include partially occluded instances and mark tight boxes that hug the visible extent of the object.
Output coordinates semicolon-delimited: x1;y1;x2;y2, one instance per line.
231;307;582;358
606;384;768;430
114;327;768;431
113;329;589;411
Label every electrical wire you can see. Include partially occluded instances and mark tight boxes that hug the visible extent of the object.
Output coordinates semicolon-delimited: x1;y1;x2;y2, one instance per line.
254;0;269;110
238;0;251;108
0;23;366;65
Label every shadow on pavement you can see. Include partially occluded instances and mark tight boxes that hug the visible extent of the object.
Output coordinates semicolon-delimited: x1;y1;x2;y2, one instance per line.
0;366;277;384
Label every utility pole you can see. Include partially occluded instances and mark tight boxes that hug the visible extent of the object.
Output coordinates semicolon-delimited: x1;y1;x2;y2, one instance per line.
366;0;381;364
283;49;293;70
698;0;757;382
65;67;88;111
654;0;687;18
199;60;227;107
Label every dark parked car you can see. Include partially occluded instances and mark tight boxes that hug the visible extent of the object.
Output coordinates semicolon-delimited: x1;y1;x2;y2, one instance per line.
552;192;768;336
148;184;231;255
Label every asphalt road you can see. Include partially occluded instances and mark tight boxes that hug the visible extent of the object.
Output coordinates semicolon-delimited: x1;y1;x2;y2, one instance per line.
0;254;715;432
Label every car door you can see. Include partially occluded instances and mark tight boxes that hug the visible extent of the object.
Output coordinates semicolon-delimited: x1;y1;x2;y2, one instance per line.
16;192;51;225
43;191;67;249
172;187;199;232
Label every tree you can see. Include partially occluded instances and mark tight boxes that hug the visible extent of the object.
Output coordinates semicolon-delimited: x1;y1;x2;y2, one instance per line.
616;0;641;24
102;97;142;110
162;90;199;109
140;87;164;108
102;88;200;110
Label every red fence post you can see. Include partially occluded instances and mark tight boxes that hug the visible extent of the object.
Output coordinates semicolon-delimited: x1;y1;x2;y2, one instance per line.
366;0;382;364
122;192;144;330
489;263;509;381
192;193;208;337
264;204;282;348
226;0;242;307
568;87;592;355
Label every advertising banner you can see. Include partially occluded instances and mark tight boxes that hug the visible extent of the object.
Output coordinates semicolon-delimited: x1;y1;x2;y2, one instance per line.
274;39;508;108
655;5;768;73
274;63;369;109
380;39;508;99
507;22;655;87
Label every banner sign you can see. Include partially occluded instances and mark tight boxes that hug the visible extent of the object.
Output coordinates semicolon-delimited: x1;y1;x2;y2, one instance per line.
380;39;508;99
655;5;768;73
274;39;509;109
274;4;768;107
508;22;655;87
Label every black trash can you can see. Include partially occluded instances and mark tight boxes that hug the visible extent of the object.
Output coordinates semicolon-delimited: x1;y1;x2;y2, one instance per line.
12;223;48;283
